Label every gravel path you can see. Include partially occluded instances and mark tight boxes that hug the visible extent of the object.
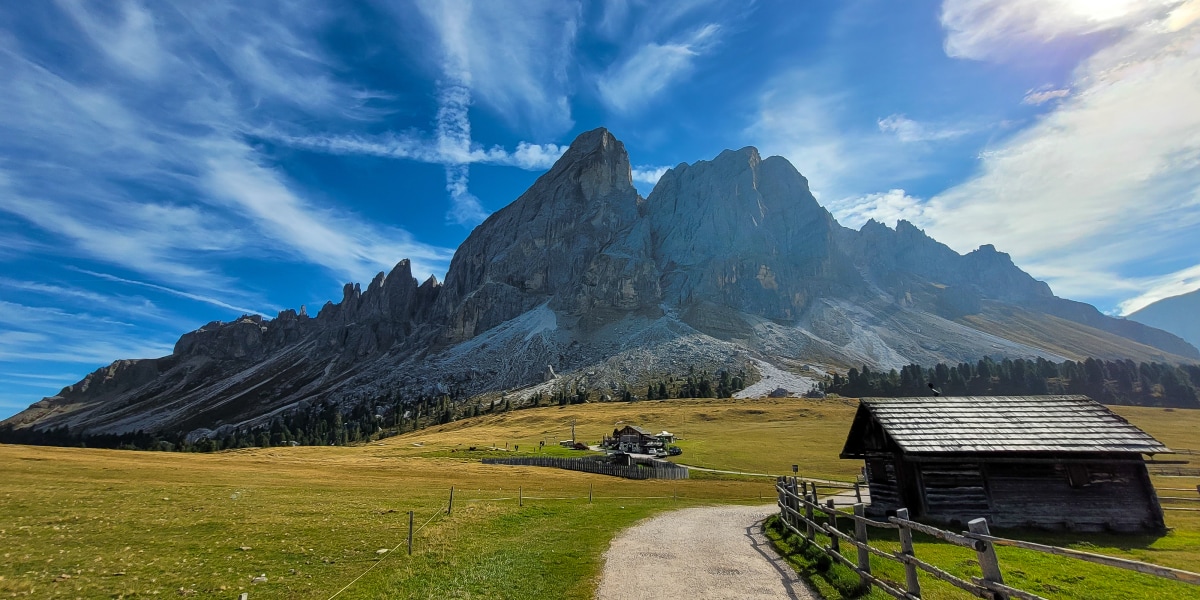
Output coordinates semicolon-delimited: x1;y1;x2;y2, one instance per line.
594;504;816;600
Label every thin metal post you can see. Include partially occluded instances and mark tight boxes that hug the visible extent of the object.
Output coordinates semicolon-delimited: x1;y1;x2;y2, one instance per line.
589;483;593;503
826;499;840;554
968;518;1006;598
519;486;523;507
896;508;921;597
407;510;414;556
448;486;454;515
853;503;871;591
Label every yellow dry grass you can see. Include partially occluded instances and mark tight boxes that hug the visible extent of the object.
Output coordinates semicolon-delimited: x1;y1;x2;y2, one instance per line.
1;397;1197;599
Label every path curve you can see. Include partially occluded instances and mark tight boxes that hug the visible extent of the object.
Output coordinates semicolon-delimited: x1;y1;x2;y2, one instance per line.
594;504;816;600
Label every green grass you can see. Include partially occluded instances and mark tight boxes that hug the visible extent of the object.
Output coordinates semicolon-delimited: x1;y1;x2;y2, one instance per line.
0;440;768;599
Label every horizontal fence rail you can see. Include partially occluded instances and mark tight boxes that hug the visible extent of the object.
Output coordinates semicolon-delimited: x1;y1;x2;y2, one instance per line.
775;476;1200;600
482;456;689;479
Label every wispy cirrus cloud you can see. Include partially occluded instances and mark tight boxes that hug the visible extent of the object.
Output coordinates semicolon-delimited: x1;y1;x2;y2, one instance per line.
1022;87;1071;105
597;23;722;114
877;114;973;143
260;131;567;171
0;301;176;365
747;75;935;200
410;0;580;137
0;0;455;289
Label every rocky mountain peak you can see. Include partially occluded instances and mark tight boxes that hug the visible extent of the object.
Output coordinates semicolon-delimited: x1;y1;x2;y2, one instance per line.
7;128;1199;443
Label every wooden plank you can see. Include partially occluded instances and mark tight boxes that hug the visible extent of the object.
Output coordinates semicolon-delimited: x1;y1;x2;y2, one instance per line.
853;503;872;591
965;532;1200;586
895;508;921;598
826;499;840;555
889;516;986;551
967;518;1006;596
974;578;1050;600
839;510;901;529
823;524;894;562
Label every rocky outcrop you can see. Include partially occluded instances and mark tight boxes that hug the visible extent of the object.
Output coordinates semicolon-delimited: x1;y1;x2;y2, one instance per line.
5;127;1197;438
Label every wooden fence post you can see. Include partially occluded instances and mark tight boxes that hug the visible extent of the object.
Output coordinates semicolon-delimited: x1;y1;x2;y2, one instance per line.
968;518;1007;599
854;482;862;504
805;487;816;539
407;510;414;556
784;479;793;529
448;486;454;515
826;499;840;554
896;508;921;598
853;503;871;591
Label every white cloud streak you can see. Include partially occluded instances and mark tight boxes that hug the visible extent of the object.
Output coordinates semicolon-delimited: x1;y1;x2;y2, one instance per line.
877;114;972;143
747;75;933;200
411;0;579;136
1116;264;1200;315
829;189;928;230
1022;87;1071;105
631;165;671;185
69;269;271;317
598;23;721;114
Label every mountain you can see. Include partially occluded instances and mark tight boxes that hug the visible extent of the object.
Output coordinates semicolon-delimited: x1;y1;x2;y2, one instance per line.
4;128;1197;440
1128;289;1200;351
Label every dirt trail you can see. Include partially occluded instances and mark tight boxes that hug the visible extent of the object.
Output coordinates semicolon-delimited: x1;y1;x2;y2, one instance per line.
594;504;816;600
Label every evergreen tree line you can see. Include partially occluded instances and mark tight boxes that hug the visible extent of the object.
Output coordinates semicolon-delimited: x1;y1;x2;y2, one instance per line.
823;356;1200;408
644;367;747;400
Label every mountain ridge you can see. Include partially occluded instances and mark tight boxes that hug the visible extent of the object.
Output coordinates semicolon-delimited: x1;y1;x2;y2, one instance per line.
4;127;1197;439
1129;289;1200;351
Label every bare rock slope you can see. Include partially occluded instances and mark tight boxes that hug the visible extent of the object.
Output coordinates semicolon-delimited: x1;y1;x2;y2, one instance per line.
4;128;1196;438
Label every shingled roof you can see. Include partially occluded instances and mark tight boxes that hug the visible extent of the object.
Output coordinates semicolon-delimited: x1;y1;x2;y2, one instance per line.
841;395;1170;455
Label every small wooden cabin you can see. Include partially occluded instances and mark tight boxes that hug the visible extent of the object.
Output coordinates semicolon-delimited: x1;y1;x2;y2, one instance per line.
604;425;663;454
840;395;1169;533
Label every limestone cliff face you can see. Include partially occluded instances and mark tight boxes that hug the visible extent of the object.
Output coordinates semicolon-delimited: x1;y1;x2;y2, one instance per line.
5;127;1198;438
434;128;655;342
645;147;845;320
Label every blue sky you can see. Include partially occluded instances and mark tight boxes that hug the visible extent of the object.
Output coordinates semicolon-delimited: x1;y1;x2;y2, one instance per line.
2;0;1199;418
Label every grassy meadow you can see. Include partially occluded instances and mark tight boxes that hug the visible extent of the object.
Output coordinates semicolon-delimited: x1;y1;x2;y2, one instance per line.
0;397;1197;599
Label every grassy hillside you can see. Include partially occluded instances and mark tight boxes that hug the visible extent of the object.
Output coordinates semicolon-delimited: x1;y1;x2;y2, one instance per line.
1;397;1198;599
964;305;1199;364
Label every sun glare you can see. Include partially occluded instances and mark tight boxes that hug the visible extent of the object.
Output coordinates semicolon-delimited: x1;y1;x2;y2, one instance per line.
1065;0;1145;23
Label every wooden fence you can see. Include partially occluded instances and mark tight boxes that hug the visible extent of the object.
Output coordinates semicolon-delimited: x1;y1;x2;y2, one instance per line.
775;476;1200;600
1149;465;1200;477
482;456;689;479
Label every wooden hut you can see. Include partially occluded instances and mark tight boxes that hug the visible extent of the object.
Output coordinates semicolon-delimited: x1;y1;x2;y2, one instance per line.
839;395;1169;533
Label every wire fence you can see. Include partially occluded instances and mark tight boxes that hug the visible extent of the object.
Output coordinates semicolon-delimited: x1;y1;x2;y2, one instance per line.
311;480;776;599
481;456;690;479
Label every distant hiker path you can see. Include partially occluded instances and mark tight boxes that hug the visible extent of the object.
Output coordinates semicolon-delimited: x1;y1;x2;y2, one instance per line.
594;504;816;600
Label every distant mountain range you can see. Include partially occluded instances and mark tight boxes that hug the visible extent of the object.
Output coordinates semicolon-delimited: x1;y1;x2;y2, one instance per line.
4;128;1197;440
1129;289;1200;352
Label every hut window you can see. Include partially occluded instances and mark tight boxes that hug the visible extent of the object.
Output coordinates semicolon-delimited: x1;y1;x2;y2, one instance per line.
1067;464;1091;488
